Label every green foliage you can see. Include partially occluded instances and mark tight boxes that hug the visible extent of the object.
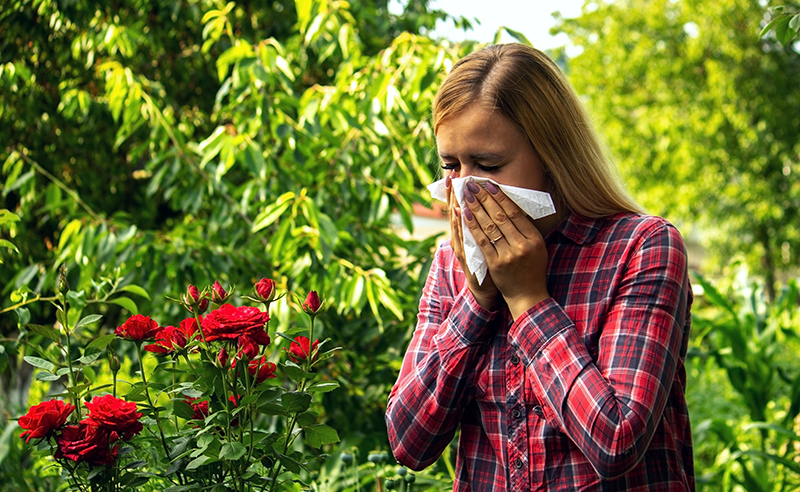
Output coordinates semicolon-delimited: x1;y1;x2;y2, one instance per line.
0;1;478;484
690;271;800;491
761;5;800;46
555;0;800;294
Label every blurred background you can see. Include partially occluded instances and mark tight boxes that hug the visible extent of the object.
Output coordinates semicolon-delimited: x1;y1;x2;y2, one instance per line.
1;0;799;490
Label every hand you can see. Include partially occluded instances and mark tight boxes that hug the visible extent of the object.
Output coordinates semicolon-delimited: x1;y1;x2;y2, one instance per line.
446;174;501;311
460;179;550;320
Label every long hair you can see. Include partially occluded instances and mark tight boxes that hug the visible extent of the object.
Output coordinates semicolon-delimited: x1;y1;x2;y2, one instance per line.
433;43;644;217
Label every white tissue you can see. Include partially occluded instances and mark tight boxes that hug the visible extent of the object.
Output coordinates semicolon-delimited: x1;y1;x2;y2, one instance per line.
427;177;556;285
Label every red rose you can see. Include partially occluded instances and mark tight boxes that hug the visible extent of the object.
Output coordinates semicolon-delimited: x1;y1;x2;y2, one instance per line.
84;395;143;441
185;397;209;420
144;325;186;354
229;336;260;369
211;281;230;304
185;285;209;314
302;291;322;315
18;399;75;443
114;314;160;341
255;278;276;302
55;423;118;466
201;304;270;344
238;336;260;360
285;336;320;363
248;357;277;383
144;316;202;354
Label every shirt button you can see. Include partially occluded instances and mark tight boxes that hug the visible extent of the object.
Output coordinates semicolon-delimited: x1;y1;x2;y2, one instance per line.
533;405;544;417
510;354;520;365
512;408;521;419
514;458;524;469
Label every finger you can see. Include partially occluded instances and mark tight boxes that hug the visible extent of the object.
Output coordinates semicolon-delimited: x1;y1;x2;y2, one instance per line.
447;176;464;256
466;180;538;243
461;185;503;254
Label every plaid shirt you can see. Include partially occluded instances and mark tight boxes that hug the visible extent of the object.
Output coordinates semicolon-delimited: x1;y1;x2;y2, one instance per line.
386;213;694;491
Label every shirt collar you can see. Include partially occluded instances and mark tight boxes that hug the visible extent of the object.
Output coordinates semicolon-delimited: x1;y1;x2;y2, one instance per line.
549;212;607;245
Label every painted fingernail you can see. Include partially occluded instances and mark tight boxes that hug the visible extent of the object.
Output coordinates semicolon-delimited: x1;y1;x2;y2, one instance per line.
464;188;476;203
445;174;451;188
485;181;499;194
466;181;480;194
463;207;474;220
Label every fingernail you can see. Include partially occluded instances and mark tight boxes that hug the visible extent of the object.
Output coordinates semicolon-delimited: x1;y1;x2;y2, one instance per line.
445;175;451;188
463;207;473;220
485;181;499;194
464;188;476;203
466;181;480;194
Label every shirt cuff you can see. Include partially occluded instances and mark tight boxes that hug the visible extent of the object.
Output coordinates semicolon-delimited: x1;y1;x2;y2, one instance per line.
446;286;499;346
508;298;592;419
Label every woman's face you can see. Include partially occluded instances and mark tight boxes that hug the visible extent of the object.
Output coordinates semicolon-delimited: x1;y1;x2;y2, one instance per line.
436;103;547;192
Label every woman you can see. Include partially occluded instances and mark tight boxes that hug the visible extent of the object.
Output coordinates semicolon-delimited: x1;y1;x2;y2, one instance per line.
385;44;694;491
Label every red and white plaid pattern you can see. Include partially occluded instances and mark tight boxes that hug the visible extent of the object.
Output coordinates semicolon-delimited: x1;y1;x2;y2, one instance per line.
386;212;694;491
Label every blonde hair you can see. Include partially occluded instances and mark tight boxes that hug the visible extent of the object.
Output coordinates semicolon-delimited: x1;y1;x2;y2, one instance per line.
433;43;644;217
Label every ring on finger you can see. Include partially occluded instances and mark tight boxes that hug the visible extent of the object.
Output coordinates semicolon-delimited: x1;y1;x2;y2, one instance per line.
489;235;504;245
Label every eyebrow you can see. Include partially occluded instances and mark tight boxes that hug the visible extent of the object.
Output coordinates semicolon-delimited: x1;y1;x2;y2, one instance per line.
438;152;504;160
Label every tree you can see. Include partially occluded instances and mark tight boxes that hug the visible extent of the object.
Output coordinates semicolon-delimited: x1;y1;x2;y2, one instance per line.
554;0;800;298
1;0;478;483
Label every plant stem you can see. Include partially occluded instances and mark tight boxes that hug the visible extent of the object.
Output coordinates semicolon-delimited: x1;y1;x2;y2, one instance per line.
62;302;81;420
0;294;58;314
136;344;170;458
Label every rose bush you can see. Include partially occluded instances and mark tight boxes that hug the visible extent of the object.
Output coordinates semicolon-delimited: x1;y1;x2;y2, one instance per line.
16;274;340;491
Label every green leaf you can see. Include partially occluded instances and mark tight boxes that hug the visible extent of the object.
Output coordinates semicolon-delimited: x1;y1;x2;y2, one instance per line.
251;193;294;233
109;297;138;314
77;351;102;365
219;442;246;460
0;239;18;254
75;314;103;330
173;399;196;420
281;391;312;413
36;372;62;382
276;452;301;473
307;381;339;393
501;26;533;46
26;324;61;343
303;424;339;448
185;455;213;471
118;284;151;300
23;356;55;372
87;334;117;351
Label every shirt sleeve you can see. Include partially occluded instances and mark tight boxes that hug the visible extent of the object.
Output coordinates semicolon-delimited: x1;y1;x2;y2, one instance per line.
385;243;499;471
509;221;690;479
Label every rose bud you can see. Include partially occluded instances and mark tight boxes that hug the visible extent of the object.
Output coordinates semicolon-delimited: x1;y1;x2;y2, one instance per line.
109;353;120;374
18;399;76;443
238;336;260;361
217;347;229;368
248;357;277;383
284;335;320;363
302;291;322;316
211;281;231;304
114;314;160;341
255;278;276;302
184;285;209;314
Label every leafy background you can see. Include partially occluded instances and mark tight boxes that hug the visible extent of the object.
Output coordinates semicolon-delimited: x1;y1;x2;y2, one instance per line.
1;0;799;490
